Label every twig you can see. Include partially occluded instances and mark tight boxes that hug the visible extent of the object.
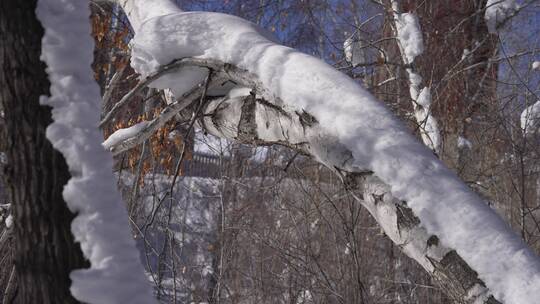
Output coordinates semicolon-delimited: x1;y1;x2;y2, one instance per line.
2;265;15;304
105;76;217;155
283;151;300;172
100;57;270;127
101;65;126;117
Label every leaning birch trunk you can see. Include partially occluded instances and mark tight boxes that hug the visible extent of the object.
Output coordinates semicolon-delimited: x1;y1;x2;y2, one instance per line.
198;93;502;304
103;1;540;303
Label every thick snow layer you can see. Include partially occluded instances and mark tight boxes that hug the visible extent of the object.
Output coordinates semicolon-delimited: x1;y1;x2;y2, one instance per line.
416;87;431;108
485;0;518;33
391;9;439;154
124;5;540;304
414;87;439;151
394;13;424;64
406;70;440;152
111;0;182;31
36;1;155;303
103;121;149;149
521;100;540;134
4;215;13;229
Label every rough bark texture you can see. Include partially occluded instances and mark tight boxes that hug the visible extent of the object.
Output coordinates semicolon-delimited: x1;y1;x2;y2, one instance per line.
0;1;88;303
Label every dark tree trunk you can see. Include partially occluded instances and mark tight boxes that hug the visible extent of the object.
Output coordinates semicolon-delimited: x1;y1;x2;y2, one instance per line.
0;1;88;303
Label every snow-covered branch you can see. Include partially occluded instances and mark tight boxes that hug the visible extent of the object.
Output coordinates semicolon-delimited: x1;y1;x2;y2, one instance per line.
103;1;540;303
390;0;440;154
104;75;211;154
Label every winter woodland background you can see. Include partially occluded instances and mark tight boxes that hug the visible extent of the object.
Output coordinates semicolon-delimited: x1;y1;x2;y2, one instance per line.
1;0;540;303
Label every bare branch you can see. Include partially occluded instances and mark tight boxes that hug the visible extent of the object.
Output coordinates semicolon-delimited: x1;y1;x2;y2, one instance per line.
105;80;201;154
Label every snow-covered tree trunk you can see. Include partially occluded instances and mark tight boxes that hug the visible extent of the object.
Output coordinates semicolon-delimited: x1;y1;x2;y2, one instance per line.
0;1;88;302
389;0;441;154
104;1;540;303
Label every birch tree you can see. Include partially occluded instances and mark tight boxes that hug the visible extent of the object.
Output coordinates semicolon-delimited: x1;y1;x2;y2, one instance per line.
99;0;540;303
1;0;538;303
